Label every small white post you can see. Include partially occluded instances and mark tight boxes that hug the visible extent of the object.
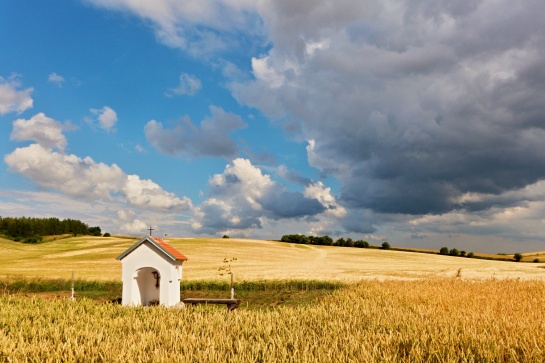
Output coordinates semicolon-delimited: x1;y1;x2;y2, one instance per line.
230;272;234;300
70;271;75;301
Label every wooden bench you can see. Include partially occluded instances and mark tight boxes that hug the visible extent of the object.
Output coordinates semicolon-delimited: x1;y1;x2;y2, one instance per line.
183;298;241;311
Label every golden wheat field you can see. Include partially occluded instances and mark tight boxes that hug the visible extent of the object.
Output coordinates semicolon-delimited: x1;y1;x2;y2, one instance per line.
2;236;545;362
1;236;544;282
2;279;545;362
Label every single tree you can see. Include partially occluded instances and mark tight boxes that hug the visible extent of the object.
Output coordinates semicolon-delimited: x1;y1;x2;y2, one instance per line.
355;240;369;248
89;226;102;236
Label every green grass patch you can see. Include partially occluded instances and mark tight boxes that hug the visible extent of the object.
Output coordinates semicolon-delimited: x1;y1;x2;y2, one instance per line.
181;279;342;291
181;280;343;309
1;276;122;293
1;277;343;309
181;289;334;310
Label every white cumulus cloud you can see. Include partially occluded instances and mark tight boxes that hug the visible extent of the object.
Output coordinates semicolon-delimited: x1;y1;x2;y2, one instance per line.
90;106;118;132
5;144;126;200
117;210;148;234
4;144;192;212
192;158;334;234
123;174;193;211
251;56;285;88
0;76;33;115
48;73;65;87
166;73;202;96
10;113;67;150
304;181;346;218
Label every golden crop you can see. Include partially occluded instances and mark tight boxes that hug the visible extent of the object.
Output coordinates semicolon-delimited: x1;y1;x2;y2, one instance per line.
3;236;544;282
2;278;544;362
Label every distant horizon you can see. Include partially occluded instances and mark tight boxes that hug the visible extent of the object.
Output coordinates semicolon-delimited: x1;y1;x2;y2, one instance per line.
5;230;543;256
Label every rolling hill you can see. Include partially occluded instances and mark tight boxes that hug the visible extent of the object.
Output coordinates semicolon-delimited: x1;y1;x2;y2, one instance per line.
1;235;544;282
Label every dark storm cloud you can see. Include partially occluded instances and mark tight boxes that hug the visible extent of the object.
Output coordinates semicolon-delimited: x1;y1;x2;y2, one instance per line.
339;210;377;234
259;190;325;218
233;0;545;222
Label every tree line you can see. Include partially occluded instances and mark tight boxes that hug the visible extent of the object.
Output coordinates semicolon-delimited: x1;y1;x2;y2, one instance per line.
280;234;391;249
281;236;526;262
0;216;101;243
439;247;474;258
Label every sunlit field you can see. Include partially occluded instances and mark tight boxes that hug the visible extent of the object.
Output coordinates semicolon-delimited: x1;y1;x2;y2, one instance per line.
3;236;545;361
2;279;545;362
1;236;544;282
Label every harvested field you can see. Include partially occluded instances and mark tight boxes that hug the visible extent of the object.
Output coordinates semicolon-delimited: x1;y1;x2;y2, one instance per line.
1;236;543;282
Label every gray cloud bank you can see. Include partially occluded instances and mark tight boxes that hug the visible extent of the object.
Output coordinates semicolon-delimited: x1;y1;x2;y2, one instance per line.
232;0;545;223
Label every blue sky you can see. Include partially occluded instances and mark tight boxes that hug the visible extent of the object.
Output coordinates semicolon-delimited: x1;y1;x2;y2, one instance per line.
1;0;545;253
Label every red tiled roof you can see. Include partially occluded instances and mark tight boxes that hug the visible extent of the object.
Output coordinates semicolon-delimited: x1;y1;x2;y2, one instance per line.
151;236;188;261
116;236;189;262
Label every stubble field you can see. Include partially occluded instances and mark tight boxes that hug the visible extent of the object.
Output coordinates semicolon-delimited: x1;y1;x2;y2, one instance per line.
1;235;544;282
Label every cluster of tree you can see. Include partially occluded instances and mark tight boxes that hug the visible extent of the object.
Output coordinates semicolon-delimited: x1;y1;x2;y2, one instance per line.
281;234;333;245
280;234;391;249
441;247;528;262
0;216;101;243
439;247;474;258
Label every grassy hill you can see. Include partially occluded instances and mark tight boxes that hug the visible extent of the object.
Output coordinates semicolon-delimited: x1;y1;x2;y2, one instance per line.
1;235;544;282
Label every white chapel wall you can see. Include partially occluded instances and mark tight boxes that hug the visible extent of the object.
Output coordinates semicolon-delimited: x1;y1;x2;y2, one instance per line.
120;240;183;307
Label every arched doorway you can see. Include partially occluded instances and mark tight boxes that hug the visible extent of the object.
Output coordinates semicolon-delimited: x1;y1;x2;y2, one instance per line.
133;267;161;306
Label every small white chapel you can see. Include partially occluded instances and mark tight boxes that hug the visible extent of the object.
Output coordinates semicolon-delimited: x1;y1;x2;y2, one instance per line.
116;236;188;307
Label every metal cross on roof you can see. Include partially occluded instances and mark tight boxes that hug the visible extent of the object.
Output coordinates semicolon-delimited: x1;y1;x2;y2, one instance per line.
148;226;154;236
